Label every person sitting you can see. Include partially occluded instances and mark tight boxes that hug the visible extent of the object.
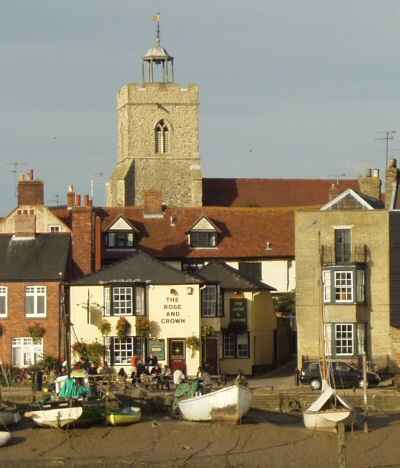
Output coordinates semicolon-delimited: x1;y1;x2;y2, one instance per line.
160;365;172;390
136;360;146;380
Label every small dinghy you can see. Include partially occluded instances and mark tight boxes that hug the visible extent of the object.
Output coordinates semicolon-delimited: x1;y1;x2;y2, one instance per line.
303;383;352;431
25;401;83;429
177;384;252;423
0;431;11;447
106;406;141;426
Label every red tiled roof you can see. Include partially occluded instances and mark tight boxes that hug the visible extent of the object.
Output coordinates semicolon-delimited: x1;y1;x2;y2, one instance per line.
203;178;360;207
98;207;296;259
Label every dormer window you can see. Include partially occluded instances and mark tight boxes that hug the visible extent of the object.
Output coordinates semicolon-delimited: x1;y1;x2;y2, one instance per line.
155;120;169;153
187;216;220;249
104;216;139;250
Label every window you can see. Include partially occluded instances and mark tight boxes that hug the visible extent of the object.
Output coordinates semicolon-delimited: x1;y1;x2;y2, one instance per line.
0;287;7;317
239;262;262;282
12;337;43;368
155;120;169;153
182;261;205;272
335;229;351;264
322;268;365;304
202;286;217;317
334;271;353;303
108;336;146;365
104;285;146;316
105;231;134;249
324;322;366;357
25;286;46;317
190;232;217;248
48;225;61;233
223;333;250;359
335;323;354;355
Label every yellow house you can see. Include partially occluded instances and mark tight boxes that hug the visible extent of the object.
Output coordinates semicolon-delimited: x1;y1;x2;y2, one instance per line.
69;250;202;375
197;262;277;375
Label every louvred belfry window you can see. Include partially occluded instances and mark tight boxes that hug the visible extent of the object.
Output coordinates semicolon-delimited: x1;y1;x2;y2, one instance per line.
155;120;169;153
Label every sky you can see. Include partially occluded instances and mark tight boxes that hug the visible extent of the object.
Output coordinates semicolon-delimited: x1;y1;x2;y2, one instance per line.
1;1;400;214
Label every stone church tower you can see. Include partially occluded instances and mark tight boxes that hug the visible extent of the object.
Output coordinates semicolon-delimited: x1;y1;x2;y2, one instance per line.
106;20;203;208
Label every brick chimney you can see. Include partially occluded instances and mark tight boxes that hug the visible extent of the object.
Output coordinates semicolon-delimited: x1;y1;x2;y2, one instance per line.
71;206;95;277
143;191;163;218
358;168;381;200
17;170;44;206
386;159;399;209
13;213;36;238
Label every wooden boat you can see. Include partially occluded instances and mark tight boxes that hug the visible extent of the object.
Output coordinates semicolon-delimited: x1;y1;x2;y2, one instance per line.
178;384;252;423
0;410;21;426
0;431;11;447
303;382;352;431
106;406;141;426
25;401;83;429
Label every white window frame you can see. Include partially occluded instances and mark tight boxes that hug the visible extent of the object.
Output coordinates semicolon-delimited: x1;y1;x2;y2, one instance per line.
334;271;353;303
48;225;61;233
334;323;354;356
0;286;8;318
25;286;47;317
136;287;145;316
112;287;133;316
12;337;43;368
201;286;218;317
223;334;235;358
190;231;217;248
322;270;331;303
111;336;145;365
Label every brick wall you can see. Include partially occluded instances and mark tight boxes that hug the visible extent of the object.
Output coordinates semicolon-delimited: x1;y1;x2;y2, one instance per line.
71;208;94;277
0;282;64;366
18;180;44;206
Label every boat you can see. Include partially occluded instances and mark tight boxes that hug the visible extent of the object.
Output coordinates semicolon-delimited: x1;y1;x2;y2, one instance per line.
25;401;83;429
0;431;11;447
178;384;252;423
303;383;352;431
106;406;141;426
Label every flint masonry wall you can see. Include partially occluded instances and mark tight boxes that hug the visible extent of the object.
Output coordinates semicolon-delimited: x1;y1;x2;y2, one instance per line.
107;82;203;208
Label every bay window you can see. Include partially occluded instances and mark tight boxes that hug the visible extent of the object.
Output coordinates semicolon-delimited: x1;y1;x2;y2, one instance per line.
322;267;365;304
324;322;366;357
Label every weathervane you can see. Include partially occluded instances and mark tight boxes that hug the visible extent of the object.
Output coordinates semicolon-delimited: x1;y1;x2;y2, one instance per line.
153;13;161;46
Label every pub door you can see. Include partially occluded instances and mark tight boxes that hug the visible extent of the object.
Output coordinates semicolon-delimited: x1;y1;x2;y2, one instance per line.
203;338;218;375
168;339;186;373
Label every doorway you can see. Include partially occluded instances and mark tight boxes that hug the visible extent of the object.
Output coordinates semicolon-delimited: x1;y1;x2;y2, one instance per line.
203;337;218;375
168;339;186;373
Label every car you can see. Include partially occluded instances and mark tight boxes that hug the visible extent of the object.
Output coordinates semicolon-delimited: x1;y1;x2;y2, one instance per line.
299;361;381;390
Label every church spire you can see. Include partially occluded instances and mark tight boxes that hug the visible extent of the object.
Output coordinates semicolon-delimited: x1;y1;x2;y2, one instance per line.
142;13;174;83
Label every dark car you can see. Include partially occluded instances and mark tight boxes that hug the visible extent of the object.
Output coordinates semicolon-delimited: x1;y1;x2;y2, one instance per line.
299;361;381;390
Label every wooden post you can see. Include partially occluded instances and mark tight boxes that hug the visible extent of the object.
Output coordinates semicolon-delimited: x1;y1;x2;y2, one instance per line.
362;353;368;432
337;422;347;468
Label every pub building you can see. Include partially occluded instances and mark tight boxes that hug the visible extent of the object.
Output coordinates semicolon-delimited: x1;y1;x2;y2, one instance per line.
69;250;279;376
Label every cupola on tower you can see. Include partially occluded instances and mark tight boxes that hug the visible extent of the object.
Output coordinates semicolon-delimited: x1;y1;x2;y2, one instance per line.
106;15;203;208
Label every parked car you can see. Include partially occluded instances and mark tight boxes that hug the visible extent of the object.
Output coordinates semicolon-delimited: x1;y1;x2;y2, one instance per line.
299;361;381;390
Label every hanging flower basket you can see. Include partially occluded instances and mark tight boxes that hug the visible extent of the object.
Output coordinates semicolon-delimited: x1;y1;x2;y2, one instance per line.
116;317;130;339
72;341;88;358
28;323;46;343
136;317;151;337
186;336;200;358
98;320;111;336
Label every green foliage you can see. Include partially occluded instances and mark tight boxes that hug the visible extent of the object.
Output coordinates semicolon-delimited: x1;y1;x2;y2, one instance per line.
86;342;105;365
116;317;130;339
136;317;151;337
186;336;200;357
273;291;295;315
35;355;59;371
28;323;46;342
98;320;111;336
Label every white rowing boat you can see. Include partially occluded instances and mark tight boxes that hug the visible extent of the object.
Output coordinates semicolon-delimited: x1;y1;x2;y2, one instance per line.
303;383;352;431
0;431;11;447
178;385;252;423
25;405;83;429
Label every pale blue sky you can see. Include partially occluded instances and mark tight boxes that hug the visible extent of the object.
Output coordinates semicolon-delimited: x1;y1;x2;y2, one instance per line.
1;1;400;213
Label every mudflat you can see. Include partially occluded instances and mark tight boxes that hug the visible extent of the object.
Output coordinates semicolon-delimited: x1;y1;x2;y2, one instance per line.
1;410;400;468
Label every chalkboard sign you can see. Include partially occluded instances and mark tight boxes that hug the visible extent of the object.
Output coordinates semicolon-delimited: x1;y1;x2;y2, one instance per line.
149;339;165;361
230;299;247;323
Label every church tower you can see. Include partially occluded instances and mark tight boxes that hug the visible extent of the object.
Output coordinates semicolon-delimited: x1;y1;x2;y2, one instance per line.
106;16;203;208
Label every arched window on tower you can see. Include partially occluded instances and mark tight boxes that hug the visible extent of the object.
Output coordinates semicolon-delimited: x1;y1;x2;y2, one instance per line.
155;120;169;153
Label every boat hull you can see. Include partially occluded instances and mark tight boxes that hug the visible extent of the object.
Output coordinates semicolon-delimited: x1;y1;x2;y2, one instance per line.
25;406;83;428
106;407;141;426
0;432;11;447
178;385;252;423
303;409;351;431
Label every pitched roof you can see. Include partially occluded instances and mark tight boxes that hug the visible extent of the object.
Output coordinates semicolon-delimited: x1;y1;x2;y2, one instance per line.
73;249;201;285
203;178;360;207
0;234;70;281
196;261;275;291
98;206;296;259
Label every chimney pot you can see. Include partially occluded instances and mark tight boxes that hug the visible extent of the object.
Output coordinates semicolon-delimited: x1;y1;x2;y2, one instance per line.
83;194;90;207
75;194;81;207
28;169;34;180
